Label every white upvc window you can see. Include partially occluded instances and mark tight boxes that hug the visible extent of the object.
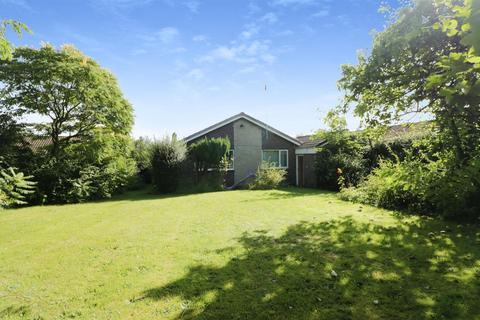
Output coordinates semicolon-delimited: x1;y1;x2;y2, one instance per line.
226;149;234;170
262;149;288;168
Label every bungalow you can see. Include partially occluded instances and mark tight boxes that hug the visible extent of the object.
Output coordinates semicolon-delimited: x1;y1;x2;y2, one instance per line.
184;112;325;188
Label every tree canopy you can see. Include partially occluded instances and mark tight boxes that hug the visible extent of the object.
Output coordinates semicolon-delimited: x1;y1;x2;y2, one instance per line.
0;44;134;158
337;0;479;163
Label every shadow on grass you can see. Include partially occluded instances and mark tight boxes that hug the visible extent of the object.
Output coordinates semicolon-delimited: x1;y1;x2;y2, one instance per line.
139;216;480;319
91;186;228;203
0;306;30;318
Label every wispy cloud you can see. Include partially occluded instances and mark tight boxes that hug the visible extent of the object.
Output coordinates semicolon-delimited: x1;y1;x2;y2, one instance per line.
247;1;262;15
198;40;276;66
276;29;294;36
311;9;329;18
183;0;200;13
260;12;278;24
193;35;208;43
142;27;179;44
91;0;199;13
91;0;154;9
270;0;317;6
0;0;31;9
240;23;260;40
186;68;204;80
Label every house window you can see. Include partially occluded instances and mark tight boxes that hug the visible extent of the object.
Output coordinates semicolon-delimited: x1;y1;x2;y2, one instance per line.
262;150;288;168
226;149;234;170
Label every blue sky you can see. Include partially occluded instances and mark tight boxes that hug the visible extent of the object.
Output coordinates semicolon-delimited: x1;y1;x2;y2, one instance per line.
2;0;397;138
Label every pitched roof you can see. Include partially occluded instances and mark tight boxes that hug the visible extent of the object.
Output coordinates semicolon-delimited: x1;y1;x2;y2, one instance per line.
24;136;81;152
24;137;53;152
296;135;327;148
184;112;302;146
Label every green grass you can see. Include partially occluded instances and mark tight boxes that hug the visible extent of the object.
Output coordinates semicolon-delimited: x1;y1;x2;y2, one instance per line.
1;188;479;320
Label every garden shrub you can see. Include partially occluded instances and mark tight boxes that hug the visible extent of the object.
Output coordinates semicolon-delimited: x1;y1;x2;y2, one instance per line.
428;154;480;219
133;137;155;184
249;162;287;190
0;167;36;208
340;149;480;220
339;155;440;213
31;130;137;203
188;137;230;186
151;134;187;193
315;120;432;191
315;128;366;190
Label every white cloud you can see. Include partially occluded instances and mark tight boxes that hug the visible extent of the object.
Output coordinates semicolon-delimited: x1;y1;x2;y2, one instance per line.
337;14;351;26
91;0;154;9
193;35;208;43
276;29;294;36
261;53;276;64
238;66;257;74
157;27;179;43
183;0;200;13
200;46;237;62
142;27;179;44
171;47;187;53
270;0;317;6
311;9;329;18
260;12;278;24
0;0;31;9
131;48;148;55
198;40;276;66
240;23;259;40
247;2;261;15
186;68;204;80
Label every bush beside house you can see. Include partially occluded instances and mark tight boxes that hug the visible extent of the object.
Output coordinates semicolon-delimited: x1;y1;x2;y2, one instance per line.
249;162;287;190
151;134;187;193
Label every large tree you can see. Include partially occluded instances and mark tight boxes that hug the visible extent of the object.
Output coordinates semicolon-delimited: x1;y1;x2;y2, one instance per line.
0;44;134;158
337;0;479;163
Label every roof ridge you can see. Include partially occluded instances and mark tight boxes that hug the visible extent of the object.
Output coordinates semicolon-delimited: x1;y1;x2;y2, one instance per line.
184;112;301;145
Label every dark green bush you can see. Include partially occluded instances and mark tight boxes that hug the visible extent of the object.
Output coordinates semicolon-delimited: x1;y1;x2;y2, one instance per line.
188;137;230;185
151;134;187;193
133;137;155;184
315;130;367;190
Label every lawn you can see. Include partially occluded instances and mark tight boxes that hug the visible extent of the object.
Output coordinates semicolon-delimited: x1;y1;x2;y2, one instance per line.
0;188;479;320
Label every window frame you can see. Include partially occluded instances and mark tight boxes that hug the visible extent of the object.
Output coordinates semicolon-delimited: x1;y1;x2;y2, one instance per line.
261;149;289;169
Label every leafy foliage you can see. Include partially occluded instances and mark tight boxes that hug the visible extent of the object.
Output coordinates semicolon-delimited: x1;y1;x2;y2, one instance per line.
337;0;479;164
151;134;187;193
335;0;480;219
0;44;133;159
31;129;137;203
314;116;367;190
249;162;287;190
188;137;230;184
0;45;136;204
0;111;33;169
133;137;155;184
340;147;480;219
314;113;428;191
0;19;31;61
0;167;36;208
